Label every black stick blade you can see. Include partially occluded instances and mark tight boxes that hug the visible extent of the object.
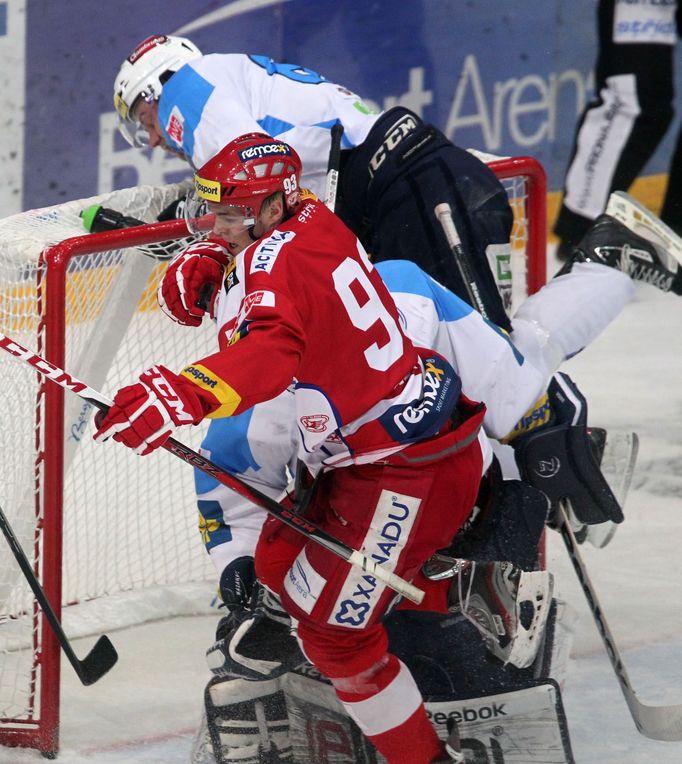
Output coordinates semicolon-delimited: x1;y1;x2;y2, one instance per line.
77;635;118;686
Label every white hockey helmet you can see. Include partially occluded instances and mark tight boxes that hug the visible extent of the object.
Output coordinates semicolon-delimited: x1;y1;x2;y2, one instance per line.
114;34;201;147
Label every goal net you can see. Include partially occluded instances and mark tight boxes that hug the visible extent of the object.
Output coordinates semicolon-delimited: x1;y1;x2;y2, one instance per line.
0;156;546;756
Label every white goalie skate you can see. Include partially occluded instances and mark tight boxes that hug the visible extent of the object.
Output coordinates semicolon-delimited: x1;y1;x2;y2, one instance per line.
447;560;553;669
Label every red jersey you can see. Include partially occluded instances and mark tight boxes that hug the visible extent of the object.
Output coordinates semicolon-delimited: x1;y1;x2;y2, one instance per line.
180;198;461;468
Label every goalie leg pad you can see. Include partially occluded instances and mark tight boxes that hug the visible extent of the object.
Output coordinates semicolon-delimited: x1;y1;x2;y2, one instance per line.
426;680;575;763
443;460;550;570
205;676;293;764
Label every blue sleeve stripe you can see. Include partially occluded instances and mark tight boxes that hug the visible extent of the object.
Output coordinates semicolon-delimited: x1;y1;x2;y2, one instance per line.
194;412;260;494
376;260;473;322
312;119;354;148
158;66;215;160
257;115;295;136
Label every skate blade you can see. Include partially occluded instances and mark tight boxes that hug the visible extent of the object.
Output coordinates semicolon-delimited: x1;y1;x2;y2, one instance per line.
422;553;463;580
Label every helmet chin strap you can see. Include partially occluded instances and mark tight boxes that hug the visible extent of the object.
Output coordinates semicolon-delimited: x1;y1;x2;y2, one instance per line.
247;226;258;241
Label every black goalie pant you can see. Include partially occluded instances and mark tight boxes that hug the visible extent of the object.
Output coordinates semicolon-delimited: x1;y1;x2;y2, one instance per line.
554;0;682;248
337;107;515;332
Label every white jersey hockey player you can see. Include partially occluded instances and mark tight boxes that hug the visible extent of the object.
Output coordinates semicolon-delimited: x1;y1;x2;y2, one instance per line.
114;36;378;196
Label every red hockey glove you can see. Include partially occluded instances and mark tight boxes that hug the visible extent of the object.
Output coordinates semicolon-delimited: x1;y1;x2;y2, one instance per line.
157;238;230;327
93;365;208;455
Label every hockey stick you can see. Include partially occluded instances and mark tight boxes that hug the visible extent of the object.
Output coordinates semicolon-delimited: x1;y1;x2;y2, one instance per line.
0;333;424;605
324;122;344;211
0;502;118;685
559;503;682;740
434;203;490;320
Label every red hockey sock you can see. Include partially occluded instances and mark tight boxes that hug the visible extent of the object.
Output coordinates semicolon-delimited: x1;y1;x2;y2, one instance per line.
367;703;444;763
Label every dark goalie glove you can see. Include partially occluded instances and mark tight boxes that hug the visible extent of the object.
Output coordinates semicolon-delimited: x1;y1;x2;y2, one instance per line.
219;556;257;611
207;582;303;681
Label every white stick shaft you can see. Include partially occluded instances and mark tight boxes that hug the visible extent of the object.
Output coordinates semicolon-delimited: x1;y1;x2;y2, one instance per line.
347;550;424;604
434;202;489;319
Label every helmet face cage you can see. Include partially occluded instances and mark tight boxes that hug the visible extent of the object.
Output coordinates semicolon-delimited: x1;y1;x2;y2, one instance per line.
189;133;303;235
113;34;201;147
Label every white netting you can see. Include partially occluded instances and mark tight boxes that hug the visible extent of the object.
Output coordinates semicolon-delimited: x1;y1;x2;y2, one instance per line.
0;182;217;723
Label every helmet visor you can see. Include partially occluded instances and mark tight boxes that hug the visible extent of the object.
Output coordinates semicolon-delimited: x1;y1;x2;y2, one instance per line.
184;189;217;236
185;189;257;237
117;115;151;148
115;92;156;148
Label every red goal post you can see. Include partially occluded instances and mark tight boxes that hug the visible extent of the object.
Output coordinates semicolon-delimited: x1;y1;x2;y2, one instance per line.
0;156;547;757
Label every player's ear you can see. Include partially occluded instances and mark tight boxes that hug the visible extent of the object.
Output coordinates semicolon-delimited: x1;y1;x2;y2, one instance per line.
263;193;285;226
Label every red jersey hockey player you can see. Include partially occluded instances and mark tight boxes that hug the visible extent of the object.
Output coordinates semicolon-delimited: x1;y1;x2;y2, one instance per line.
94;132;492;763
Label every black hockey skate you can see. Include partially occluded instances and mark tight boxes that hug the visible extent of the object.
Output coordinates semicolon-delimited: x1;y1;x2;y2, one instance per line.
570;191;682;294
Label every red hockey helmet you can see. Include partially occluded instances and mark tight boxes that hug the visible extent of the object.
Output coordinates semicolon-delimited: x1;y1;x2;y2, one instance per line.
185;133;303;234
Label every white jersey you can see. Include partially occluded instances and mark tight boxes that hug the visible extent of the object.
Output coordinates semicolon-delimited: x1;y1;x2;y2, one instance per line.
197;259;635;576
157;54;381;196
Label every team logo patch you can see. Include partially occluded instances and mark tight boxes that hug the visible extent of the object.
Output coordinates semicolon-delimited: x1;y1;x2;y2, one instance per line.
329;490;421;629
223;261;239;294
165;105;185;146
300;414;330;433
249;230;296;274
380;355;460;443
241;289;274;315
227;290;276;343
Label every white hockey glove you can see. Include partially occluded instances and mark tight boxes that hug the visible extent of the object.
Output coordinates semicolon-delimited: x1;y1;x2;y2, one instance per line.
157;238;230;327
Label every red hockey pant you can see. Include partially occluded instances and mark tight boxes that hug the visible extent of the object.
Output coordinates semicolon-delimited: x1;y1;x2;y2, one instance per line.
256;419;485;764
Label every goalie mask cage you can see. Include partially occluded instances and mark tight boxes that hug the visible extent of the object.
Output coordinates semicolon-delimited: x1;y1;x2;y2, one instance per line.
0;156;546;757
